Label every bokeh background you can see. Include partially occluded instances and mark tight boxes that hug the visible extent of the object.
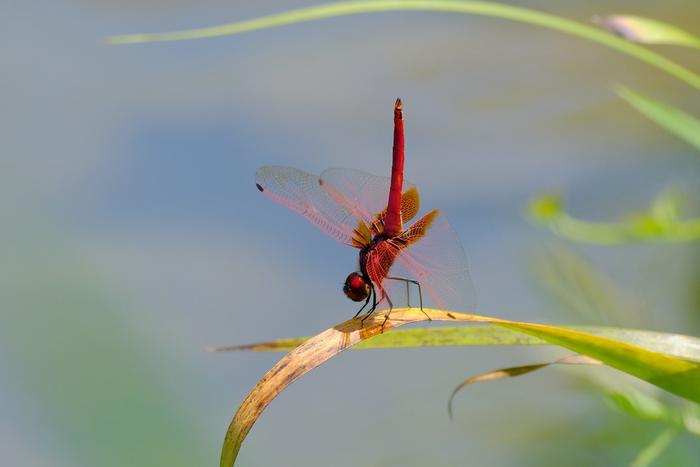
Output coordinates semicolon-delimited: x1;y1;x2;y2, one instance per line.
3;1;700;465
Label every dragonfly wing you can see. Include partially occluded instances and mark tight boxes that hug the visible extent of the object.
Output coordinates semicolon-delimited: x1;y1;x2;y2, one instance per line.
255;166;364;247
320;168;419;230
390;209;475;312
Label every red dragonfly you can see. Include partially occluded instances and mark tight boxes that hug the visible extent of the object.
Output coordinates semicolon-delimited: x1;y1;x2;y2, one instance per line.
255;99;473;322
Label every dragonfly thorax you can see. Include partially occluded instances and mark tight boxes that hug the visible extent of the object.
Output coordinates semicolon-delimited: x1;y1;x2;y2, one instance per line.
343;272;370;302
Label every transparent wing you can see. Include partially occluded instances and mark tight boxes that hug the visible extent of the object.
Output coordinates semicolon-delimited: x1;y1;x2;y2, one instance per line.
255;166;363;247
387;209;475;313
320;168;419;232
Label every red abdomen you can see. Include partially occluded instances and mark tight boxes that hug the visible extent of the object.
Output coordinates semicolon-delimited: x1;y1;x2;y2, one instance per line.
383;98;404;237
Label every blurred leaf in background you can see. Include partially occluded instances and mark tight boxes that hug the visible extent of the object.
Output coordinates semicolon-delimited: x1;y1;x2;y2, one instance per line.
595;14;700;49
522;246;700;465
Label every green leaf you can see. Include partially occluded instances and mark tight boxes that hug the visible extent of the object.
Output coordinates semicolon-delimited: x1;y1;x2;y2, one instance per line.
210;325;700;361
106;0;700;90
603;388;700;437
208;325;544;352
618;86;700;152
219;308;700;466
605;389;675;422
491;319;700;403
595;15;700;49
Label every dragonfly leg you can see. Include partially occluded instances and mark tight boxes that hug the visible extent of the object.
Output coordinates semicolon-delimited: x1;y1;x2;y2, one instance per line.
379;293;394;330
352;289;373;319
404;280;411;307
359;284;378;327
384;276;430;321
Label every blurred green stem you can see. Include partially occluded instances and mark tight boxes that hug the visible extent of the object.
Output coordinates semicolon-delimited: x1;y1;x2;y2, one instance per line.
618;87;700;152
541;213;700;244
629;427;679;467
107;0;700;90
528;191;700;244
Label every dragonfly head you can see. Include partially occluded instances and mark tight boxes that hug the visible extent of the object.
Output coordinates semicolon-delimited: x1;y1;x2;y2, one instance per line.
343;272;370;302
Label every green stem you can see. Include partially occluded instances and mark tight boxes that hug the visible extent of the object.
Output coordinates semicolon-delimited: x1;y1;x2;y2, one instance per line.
536;212;700;244
630;427;679;467
107;0;700;90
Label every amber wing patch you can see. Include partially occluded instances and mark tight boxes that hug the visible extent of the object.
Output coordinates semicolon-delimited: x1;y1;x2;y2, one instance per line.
368;187;421;237
400;186;420;224
351;220;372;248
399;208;439;246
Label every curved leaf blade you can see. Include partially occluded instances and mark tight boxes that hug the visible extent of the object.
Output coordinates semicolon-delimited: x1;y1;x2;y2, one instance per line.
220;308;700;466
490;319;700;402
207;325;545;352
447;354;600;419
209;325;700;361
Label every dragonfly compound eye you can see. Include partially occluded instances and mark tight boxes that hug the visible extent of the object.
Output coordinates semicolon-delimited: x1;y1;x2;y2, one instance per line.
343;272;370;302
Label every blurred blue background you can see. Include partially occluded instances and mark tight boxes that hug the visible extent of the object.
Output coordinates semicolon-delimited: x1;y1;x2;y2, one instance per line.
3;1;700;465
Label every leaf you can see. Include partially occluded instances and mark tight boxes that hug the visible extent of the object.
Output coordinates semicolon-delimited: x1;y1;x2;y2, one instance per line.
595;15;700;49
220;308;700;466
603;388;700;439
447;354;601;419
207;325;545;352
605;389;675;422
491;319;700;402
106;0;700;90
209;325;700;361
617;86;700;152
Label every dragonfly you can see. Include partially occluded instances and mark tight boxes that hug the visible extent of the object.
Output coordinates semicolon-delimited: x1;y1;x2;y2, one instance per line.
255;99;473;324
